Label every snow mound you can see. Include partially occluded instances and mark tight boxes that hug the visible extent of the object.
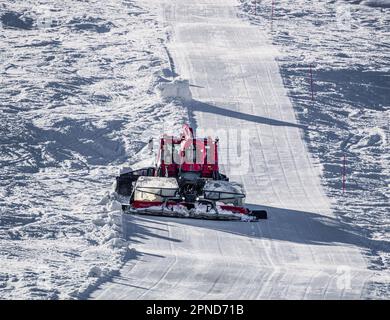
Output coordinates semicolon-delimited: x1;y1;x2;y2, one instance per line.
92;217;106;226
105;238;128;249
108;211;123;228
157;78;192;102
350;127;387;151
68;198;128;297
97;191;111;205
88;266;102;278
107;200;122;212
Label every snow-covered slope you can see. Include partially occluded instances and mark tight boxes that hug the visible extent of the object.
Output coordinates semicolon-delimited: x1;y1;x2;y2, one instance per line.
0;0;186;299
239;0;389;297
91;0;387;299
1;0;388;299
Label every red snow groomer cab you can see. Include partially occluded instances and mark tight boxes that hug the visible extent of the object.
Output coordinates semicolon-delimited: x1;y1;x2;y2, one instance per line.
115;124;267;221
157;124;219;180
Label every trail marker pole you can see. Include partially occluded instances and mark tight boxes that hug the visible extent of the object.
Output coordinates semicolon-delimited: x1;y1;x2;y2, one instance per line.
270;0;275;31
310;64;314;101
342;154;346;195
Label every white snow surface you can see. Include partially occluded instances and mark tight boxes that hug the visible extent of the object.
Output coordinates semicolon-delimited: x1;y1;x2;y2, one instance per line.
0;0;187;299
239;0;389;297
1;0;388;299
157;77;193;102
90;0;388;299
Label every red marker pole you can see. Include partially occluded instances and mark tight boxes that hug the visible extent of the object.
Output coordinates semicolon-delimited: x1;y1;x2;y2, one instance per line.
270;0;274;31
310;64;314;101
342;154;346;195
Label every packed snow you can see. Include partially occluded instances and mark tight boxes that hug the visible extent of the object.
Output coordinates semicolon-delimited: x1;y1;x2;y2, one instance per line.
91;0;388;299
240;0;389;297
0;0;388;299
157;77;193;102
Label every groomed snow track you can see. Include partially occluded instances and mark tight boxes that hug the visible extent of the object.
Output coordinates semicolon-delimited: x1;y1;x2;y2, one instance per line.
90;0;372;299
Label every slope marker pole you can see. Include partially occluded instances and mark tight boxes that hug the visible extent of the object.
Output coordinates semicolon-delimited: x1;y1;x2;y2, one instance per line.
342;154;346;195
270;0;274;31
310;64;314;101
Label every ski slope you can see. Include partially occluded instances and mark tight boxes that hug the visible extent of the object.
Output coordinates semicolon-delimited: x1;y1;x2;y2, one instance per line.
90;0;374;299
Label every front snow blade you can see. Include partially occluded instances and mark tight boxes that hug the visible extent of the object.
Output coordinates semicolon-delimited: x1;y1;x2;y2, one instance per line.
129;207;189;218
188;211;243;221
125;205;258;221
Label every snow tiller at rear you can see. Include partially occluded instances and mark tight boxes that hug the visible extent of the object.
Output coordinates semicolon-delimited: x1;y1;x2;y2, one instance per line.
114;125;267;221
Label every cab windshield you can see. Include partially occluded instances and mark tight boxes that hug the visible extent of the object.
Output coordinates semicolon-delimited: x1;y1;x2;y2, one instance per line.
184;143;204;164
163;141;181;164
